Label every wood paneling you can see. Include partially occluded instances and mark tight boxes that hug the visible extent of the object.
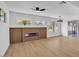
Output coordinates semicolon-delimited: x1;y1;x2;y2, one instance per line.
39;28;47;39
10;28;22;43
10;27;47;43
22;28;38;41
22;28;47;41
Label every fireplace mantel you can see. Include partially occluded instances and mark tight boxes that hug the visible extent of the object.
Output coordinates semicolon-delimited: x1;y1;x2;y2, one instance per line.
10;26;47;28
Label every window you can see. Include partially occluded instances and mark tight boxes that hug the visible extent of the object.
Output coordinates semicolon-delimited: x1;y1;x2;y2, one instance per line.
48;21;55;32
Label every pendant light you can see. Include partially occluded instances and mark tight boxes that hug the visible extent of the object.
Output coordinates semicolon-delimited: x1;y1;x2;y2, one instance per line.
57;16;63;22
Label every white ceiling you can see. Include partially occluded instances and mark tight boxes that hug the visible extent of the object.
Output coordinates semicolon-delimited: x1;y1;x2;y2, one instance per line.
69;1;79;8
4;1;79;20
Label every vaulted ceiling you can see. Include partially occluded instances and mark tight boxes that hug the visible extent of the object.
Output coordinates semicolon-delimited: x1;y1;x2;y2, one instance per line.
4;1;79;20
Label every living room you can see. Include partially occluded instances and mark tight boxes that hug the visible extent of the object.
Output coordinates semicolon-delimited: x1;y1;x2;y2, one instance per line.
0;1;79;57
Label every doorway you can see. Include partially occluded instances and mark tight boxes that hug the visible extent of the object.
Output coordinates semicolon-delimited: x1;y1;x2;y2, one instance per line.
68;20;79;37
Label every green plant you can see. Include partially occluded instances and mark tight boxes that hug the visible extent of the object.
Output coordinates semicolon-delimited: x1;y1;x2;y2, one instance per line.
17;18;31;25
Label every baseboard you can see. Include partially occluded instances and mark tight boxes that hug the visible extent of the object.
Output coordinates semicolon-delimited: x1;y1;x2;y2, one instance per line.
47;35;63;39
1;44;10;57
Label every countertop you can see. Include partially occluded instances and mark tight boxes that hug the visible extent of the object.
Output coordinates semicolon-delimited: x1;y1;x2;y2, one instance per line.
10;25;47;28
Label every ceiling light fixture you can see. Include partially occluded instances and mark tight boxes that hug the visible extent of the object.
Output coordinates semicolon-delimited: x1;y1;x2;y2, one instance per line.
57;16;63;22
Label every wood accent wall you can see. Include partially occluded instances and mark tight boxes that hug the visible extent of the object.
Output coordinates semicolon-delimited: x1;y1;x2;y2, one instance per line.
10;28;22;43
10;27;47;44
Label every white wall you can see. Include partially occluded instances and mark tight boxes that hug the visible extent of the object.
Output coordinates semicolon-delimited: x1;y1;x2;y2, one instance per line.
0;2;9;56
61;20;68;36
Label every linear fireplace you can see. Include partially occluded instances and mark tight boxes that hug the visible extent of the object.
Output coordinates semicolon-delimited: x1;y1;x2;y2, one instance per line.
24;32;38;37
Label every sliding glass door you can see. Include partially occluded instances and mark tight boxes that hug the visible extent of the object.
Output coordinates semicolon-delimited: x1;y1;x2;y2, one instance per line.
68;20;79;37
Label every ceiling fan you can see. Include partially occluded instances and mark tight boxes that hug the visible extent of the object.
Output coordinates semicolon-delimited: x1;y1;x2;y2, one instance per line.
60;1;67;4
31;7;46;12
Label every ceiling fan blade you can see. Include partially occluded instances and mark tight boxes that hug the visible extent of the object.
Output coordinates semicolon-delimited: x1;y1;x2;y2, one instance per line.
31;7;46;11
31;8;36;11
40;9;46;11
60;1;66;4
